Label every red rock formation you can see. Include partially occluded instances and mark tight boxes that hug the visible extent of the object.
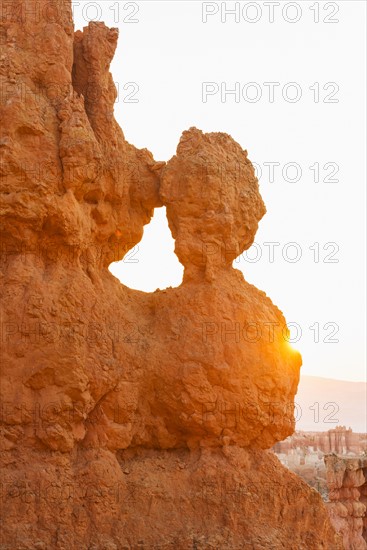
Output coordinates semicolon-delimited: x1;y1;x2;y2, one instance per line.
273;430;367;505
325;455;367;549
0;1;342;548
274;429;367;456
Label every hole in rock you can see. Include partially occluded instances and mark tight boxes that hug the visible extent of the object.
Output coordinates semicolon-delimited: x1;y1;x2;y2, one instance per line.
109;207;183;292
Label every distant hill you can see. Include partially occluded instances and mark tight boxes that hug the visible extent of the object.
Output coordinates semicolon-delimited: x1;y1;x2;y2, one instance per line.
295;376;366;433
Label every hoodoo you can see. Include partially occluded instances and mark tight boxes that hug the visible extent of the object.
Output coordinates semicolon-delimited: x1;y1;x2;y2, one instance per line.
0;2;342;548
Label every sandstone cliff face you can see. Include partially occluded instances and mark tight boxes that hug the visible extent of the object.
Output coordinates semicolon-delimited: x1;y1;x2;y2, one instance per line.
325;455;367;550
0;2;342;548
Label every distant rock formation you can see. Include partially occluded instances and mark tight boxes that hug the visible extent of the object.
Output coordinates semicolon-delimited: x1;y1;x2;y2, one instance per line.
0;1;342;547
273;429;367;504
325;455;367;549
274;428;367;458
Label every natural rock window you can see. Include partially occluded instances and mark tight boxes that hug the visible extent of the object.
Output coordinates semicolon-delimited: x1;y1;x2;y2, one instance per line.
109;206;184;291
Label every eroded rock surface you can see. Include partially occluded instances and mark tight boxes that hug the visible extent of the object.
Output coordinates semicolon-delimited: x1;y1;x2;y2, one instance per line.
0;1;341;548
325;455;367;549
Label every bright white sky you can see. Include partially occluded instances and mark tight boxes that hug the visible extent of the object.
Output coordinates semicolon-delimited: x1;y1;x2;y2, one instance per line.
73;1;366;382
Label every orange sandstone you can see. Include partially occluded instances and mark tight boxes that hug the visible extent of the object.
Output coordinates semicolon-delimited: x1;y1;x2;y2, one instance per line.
0;2;341;548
